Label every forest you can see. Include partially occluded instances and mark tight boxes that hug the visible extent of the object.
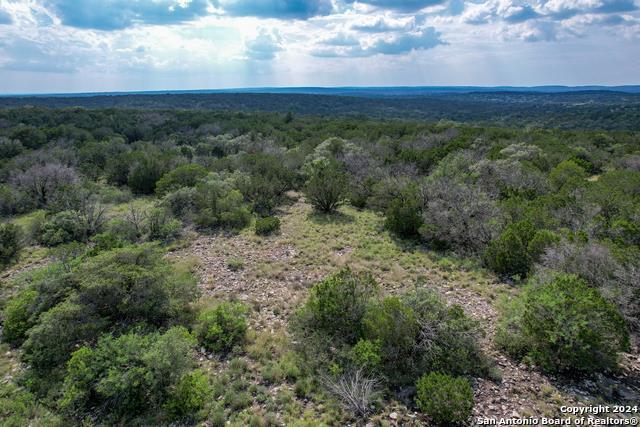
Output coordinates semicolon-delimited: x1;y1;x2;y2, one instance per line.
0;104;639;426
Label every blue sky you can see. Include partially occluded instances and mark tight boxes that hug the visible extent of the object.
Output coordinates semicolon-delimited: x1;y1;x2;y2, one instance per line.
0;0;638;93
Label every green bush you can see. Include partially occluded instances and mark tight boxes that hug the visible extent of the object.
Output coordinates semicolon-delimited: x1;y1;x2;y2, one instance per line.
415;372;474;424
88;232;124;255
255;216;281;236
351;339;382;372
38;211;85;247
303;159;348;213
196;302;249;353
128;156;165;195
147;208;181;241
384;191;423;238
0;223;22;267
484;221;536;277
484;222;559;278
20;245;198;382
362;297;419;374
496;274;629;375
156;164;207;196
59;327;196;421
165;369;211;420
2;290;38;346
302;268;378;343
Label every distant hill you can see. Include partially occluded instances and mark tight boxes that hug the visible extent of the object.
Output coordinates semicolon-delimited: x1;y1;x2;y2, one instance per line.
1;90;639;130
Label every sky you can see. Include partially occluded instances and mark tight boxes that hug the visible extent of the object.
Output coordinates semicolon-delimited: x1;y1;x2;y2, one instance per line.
0;0;638;93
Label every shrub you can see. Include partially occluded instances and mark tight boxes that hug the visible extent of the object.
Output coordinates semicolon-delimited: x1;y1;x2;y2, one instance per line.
165;369;211;420
38;211;85;246
484;222;560;278
156;164;207;196
496;275;629;375
303;159;348;213
0;223;22;267
549;159;587;192
60;327;196;421
404;289;488;378
362;297;419;375
147;208;181;241
484;221;536;278
196;302;249;353
351;339;382;372
21;245;198;381
302;268;378;343
3;290;38;346
128;156;165;195
384;191;423;238
255;216;280;236
88;232;124;255
415;372;474;424
227;257;244;272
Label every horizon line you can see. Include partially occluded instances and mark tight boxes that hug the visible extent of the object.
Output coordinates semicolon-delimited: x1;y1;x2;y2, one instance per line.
2;84;640;97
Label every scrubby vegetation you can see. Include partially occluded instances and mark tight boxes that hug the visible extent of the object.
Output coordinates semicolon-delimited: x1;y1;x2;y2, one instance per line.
1;106;638;424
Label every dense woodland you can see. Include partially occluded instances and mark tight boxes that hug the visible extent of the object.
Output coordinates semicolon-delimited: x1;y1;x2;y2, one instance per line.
1;90;640;130
0;104;639;425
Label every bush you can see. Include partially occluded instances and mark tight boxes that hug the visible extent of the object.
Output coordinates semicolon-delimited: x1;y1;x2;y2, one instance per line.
0;223;22;267
415;372;474;424
196;302;249;353
147;208;181;241
484;221;536;278
384;190;423;238
59;327;196;421
165;369;211;420
38;211;85;247
303;159;348;213
88;232;124;255
255;216;280;236
496;275;629;375
302;268;378;344
362;297;418;375
3;290;38;346
155;164;207;196
20;245;198;381
351;339;382;372
484;222;559;278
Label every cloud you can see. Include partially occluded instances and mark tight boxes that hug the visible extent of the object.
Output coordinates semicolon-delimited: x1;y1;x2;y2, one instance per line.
343;0;447;12
245;28;283;60
0;37;82;72
312;27;445;57
351;16;413;32
220;0;334;19
0;8;13;24
43;0;211;30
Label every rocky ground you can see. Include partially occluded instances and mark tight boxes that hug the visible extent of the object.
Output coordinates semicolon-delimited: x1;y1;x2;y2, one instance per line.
169;195;640;425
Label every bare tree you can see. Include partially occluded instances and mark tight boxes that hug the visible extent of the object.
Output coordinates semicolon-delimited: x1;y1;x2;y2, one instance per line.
322;369;379;418
419;177;503;253
11;163;77;208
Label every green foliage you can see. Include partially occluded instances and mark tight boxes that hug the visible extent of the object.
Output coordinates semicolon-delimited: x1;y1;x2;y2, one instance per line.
165;369;212;420
38;211;85;247
549;159;587;192
350;339;382;372
156;163;207;196
193;179;251;230
0;223;22;267
146;208;181;241
362;297;418;374
484;221;560;278
303;159;348;213
484;221;536;278
227;257;244;271
302;268;378;343
88;231;124;255
17;245;198;388
496;275;629;375
59;327;196;421
415;372;474;424
128;155;165;195
0;381;63;427
196;302;249;353
255;216;281;236
384;189;423;238
2;290;38;346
